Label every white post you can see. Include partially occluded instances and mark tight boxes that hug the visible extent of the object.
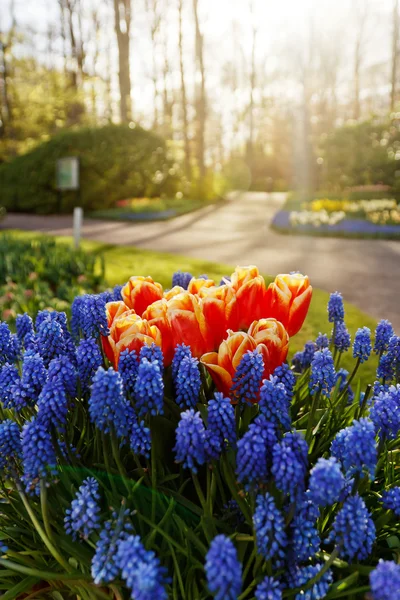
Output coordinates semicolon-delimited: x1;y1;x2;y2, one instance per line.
73;207;83;249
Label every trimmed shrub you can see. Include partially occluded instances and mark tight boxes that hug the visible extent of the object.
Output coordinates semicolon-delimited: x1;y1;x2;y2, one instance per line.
0;124;181;214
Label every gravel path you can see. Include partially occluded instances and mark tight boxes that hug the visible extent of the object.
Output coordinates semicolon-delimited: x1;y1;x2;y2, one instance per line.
2;192;399;330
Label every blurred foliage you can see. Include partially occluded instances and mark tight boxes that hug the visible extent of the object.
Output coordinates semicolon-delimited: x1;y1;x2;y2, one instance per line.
320;115;400;194
0;235;104;324
0;57;87;161
0;125;182;214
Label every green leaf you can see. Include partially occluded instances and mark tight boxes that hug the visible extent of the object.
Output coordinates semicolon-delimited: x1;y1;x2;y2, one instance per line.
0;576;40;600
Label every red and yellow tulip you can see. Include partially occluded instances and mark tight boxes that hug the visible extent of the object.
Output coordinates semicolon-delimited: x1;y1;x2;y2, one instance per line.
264;273;312;336
121;276;163;315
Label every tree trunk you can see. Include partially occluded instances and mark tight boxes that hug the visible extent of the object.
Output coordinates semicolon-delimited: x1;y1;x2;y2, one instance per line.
391;0;399;111
192;0;206;183
114;0;132;123
178;0;191;179
247;7;256;167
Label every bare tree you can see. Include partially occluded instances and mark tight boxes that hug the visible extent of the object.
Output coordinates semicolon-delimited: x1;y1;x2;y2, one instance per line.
353;0;369;120
145;0;161;128
192;0;206;183
391;0;399;111
114;0;132;123
0;1;16;137
178;0;191;179
247;1;257;165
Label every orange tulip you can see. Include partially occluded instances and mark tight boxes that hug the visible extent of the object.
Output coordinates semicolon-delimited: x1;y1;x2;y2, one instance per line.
105;301;133;329
142;299;174;365
264;273;312;336
198;284;239;349
121;276;163;315
102;301;135;364
187;277;216;295
230;266;267;330
166;292;213;357
164;286;185;300
104;312;162;368
201;331;257;399
248;318;289;377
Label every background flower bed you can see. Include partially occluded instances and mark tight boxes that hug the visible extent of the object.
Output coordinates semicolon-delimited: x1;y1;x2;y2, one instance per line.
272;195;400;239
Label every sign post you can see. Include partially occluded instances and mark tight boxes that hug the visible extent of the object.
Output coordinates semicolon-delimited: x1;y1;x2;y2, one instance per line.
56;156;82;248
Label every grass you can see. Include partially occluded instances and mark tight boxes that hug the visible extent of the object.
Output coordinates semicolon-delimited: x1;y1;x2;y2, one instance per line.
271;223;400;241
88;197;220;222
4;229;378;389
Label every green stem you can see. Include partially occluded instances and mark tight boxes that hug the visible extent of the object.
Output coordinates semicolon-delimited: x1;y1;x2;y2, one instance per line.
15;481;72;573
0;558;86;580
102;433;117;495
110;431;131;497
40;479;54;543
336;359;361;406
151;422;157;524
306;391;321;444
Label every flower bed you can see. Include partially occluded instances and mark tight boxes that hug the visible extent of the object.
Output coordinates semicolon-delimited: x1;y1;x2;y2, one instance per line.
0;234;104;324
0;267;399;599
273;197;400;238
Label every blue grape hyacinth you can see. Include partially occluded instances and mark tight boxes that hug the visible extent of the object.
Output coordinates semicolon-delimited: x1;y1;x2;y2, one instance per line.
272;363;296;399
308;457;345;507
328;291;344;323
236;415;278;487
36;317;66;365
287;563;333;600
290;493;320;562
91;509;134;584
0;322;18;365
255;576;283;600
382;487;400;516
37;378;68;432
130;419;152;458
65;477;101;540
370;387;400;440
48;356;77;398
119;349;139;396
0;419;22;473
370;560;400;600
171;344;192;382
353;327;372;363
315;333;329;350
175;356;201;409
116;535;168;600
207;392;236;449
173;409;206;473
310;348;336;396
271;431;308;500
77;338;103;394
134;358;164;416
332;322;351;353
231;350;264;405
16;313;34;345
374;320;394;354
253;493;287;561
139;343;164;371
21;417;57;493
0;363;20;408
205;535;242;600
259;376;291;430
331;418;377;481
172;271;193;290
89;367;134;438
327;494;375;561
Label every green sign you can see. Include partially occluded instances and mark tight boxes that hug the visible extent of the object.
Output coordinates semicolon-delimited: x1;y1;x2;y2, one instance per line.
56;157;79;191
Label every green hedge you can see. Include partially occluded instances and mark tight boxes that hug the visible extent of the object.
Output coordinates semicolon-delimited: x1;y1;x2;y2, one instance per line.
0;124;181;214
320;116;400;193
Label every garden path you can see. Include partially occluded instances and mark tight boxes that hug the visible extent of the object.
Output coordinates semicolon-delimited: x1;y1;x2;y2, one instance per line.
3;192;400;331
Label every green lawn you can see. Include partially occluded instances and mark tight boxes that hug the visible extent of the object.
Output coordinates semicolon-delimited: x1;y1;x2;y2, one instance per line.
4;230;378;388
